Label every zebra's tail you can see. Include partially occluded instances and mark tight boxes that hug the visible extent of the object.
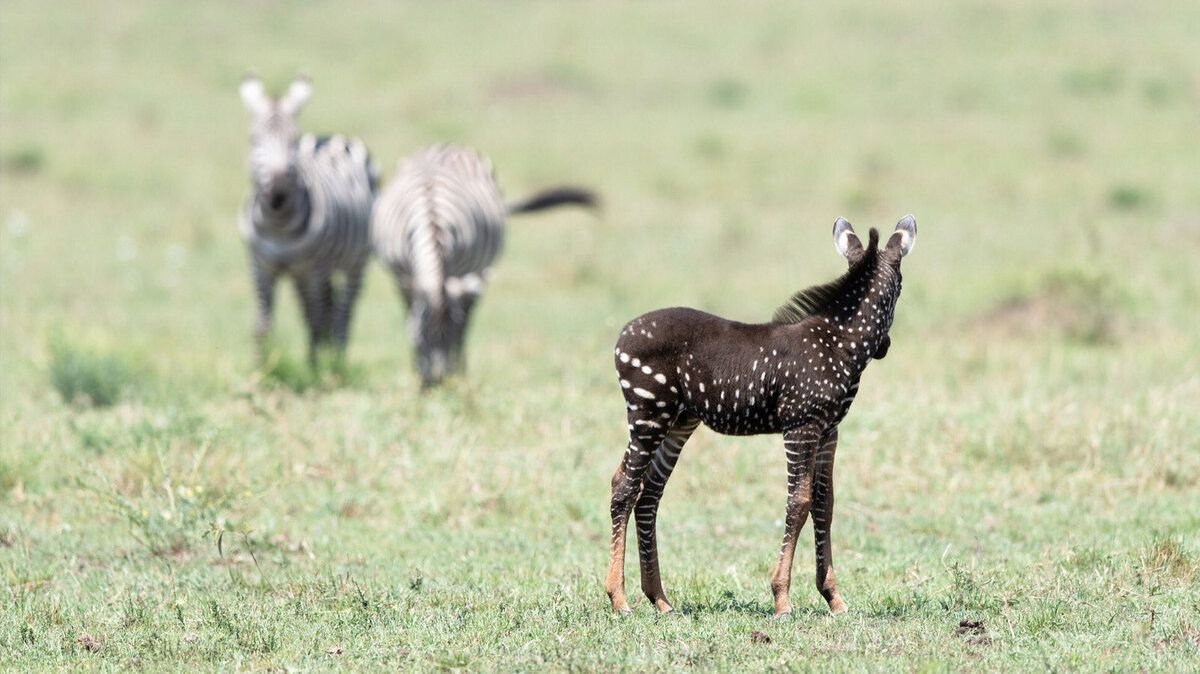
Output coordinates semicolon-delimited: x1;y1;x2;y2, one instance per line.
506;186;599;216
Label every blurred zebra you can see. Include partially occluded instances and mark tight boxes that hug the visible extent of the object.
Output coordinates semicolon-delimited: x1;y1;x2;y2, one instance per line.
371;144;596;388
238;75;377;366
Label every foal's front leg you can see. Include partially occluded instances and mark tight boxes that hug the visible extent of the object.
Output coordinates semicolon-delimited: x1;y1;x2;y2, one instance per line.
769;423;821;617
812;428;847;614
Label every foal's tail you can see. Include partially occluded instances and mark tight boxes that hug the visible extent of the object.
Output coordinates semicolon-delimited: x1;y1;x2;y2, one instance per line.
506;186;599;216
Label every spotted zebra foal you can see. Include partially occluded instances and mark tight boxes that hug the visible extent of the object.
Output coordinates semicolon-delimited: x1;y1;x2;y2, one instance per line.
238;75;377;366
372;144;596;388
605;215;917;617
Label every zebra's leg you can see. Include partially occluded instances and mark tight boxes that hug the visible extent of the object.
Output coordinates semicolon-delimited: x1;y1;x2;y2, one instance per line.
294;274;330;367
317;274;335;346
770;423;821;617
634;412;700;613
411;298;449;389
446;291;478;375
605;409;672;614
812;428;847;614
331;263;365;356
251;263;277;365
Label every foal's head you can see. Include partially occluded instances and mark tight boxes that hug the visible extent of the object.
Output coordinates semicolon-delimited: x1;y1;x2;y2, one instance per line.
239;75;312;233
827;215;917;360
833;214;916;270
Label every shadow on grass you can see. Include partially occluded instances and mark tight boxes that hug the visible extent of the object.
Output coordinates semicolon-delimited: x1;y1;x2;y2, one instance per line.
675;593;808;619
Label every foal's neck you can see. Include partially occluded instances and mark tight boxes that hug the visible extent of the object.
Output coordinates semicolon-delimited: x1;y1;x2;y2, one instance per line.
796;260;899;373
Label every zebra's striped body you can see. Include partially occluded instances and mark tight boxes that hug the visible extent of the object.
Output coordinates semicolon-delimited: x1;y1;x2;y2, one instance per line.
372;143;595;387
604;216;917;618
239;77;377;365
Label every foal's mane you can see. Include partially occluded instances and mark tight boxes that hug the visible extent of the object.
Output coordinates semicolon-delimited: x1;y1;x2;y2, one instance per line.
772;228;880;325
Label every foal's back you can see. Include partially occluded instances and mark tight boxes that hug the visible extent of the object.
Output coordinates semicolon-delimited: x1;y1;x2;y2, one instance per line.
615;307;814;436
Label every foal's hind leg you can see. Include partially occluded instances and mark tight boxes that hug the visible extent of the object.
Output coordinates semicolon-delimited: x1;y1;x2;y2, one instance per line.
812;428;847;614
635;412;700;613
605;408;672;614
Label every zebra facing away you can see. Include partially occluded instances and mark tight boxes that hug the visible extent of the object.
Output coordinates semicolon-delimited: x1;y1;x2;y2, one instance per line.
371;144;597;388
238;75;377;366
604;216;917;617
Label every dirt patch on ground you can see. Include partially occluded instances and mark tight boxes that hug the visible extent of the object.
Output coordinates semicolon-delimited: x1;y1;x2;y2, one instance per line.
965;272;1121;345
954;619;992;646
750;630;772;644
487;72;584;102
76;633;103;653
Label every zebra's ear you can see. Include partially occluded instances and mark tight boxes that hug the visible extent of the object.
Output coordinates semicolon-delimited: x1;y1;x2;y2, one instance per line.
278;76;312;116
239;75;270;117
886;214;916;257
833;217;863;259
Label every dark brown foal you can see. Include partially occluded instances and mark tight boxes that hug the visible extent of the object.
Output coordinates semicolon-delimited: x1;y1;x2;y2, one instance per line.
604;215;916;616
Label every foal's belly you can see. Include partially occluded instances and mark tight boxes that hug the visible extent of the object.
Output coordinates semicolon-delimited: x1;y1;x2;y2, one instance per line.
690;403;787;437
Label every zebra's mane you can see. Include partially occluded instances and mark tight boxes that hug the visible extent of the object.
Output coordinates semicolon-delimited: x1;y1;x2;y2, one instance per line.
772;228;880;325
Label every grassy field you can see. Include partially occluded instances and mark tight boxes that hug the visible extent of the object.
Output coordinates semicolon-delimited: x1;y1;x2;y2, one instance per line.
3;1;1199;670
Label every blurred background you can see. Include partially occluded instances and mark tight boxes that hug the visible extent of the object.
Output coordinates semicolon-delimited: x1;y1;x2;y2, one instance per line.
2;1;1198;669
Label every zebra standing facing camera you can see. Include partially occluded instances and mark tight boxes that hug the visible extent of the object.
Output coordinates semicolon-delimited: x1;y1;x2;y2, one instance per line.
238;75;377;366
604;216;917;618
371;144;596;388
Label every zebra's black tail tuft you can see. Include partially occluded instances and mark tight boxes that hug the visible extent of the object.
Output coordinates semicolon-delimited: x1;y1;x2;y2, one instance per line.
507;186;599;216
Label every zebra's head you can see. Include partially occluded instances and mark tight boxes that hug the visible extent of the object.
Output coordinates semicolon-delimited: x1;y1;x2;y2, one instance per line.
240;75;311;230
410;278;482;389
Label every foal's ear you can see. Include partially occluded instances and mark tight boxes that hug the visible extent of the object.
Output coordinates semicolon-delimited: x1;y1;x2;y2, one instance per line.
833;217;864;259
886;214;917;257
278;76;312;116
239;75;270;117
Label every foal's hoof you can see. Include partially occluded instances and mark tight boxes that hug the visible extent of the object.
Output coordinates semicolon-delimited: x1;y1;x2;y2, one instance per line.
828;597;848;615
608;598;633;616
653;599;675;614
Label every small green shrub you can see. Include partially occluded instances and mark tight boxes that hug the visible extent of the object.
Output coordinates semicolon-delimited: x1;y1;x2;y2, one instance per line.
1062;65;1124;96
0;145;45;174
1108;184;1152;212
707;78;747;109
48;335;136;407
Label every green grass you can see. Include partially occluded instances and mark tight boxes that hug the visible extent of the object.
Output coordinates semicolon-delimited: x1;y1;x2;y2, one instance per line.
3;0;1200;670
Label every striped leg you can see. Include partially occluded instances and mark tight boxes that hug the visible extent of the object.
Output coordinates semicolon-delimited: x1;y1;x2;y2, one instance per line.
606;410;673;614
251;264;277;365
446;292;479;375
295;274;333;366
413;301;450;388
770;423;821;617
331;264;365;355
635;413;700;613
316;274;335;344
812;428;846;614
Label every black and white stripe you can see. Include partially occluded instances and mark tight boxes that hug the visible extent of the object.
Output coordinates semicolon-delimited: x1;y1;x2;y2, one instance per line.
371;143;595;387
238;76;377;365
